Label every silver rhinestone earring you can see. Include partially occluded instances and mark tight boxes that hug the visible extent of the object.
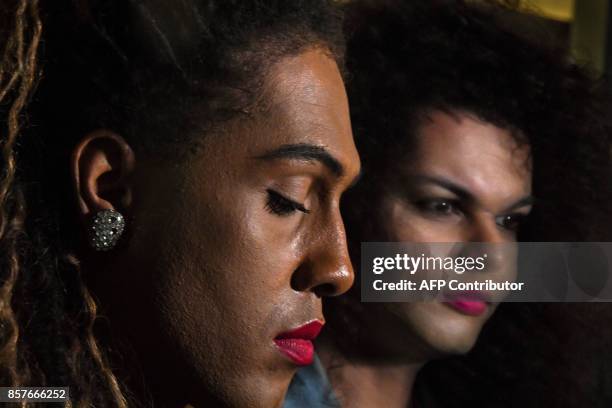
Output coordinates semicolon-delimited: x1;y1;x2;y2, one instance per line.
90;209;125;251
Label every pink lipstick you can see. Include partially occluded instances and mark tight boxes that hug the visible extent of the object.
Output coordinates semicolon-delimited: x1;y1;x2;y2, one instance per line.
274;320;323;366
443;292;489;316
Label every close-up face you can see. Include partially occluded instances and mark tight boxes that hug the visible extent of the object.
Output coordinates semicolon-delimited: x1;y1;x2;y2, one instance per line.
376;110;532;356
79;49;360;407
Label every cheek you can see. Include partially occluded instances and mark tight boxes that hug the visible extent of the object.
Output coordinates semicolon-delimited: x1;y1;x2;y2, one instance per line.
135;186;304;391
156;182;318;348
159;187;301;321
104;160;313;404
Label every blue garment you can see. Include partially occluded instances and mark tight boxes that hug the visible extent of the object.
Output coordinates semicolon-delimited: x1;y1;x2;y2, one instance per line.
283;355;340;408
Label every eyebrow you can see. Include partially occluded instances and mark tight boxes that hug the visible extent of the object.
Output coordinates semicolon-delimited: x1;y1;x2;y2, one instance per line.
410;174;534;212
255;143;344;177
504;196;535;212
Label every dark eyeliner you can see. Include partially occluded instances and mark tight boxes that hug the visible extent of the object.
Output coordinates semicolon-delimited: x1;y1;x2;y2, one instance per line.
496;213;526;231
414;197;462;215
265;189;310;216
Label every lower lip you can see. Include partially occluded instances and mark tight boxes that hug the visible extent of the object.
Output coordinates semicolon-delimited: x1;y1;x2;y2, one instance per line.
274;320;323;366
444;299;488;316
274;338;315;366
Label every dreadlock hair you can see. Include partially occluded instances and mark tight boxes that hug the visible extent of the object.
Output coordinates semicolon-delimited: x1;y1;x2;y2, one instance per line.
0;1;345;406
0;0;43;393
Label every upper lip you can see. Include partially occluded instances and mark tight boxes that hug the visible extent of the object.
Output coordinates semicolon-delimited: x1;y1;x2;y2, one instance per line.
442;290;492;303
275;320;324;340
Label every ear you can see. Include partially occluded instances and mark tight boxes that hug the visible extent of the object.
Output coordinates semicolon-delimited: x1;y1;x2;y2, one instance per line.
71;129;136;221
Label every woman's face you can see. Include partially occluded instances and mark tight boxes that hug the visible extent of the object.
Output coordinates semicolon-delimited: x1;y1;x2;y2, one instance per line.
375;110;532;356
80;49;360;407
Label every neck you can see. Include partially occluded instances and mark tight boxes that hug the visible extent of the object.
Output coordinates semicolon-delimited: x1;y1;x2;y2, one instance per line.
318;337;425;408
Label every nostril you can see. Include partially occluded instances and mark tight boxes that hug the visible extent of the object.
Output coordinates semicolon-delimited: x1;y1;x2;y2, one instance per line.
290;267;308;292
290;267;341;296
313;283;337;298
290;259;353;296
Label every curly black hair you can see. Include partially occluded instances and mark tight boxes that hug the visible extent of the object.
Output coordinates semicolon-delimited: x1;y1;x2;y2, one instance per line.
0;0;344;406
325;0;612;406
342;0;611;243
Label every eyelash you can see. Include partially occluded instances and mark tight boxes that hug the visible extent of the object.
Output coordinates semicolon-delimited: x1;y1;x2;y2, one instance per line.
416;198;462;217
265;189;310;217
417;199;527;231
495;213;526;232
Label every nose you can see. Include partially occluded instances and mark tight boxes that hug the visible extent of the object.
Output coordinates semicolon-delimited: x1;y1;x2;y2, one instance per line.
468;215;506;244
290;209;355;297
464;215;512;272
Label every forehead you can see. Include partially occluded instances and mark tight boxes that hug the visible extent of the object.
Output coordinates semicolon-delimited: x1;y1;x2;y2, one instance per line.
409;110;531;195
252;48;355;156
186;48;360;185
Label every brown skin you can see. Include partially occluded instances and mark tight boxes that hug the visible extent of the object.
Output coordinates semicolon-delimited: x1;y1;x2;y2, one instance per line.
321;110;532;408
71;49;361;408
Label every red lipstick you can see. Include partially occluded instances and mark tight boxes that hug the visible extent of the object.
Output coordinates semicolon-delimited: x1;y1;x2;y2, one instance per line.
443;291;489;316
274;320;323;366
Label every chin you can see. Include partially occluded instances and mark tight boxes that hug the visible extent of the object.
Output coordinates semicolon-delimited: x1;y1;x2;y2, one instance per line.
388;301;490;357
189;369;292;408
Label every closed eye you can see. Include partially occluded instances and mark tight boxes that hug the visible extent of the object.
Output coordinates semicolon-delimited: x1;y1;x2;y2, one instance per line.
265;189;310;217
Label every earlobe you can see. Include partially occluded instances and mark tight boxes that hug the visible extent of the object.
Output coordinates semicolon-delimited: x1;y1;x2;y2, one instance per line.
71;129;136;219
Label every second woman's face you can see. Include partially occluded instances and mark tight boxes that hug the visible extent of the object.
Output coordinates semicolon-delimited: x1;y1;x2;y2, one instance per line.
378;110;532;356
92;49;360;407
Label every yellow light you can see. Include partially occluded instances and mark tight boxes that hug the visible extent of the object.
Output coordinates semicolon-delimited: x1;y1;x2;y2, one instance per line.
519;0;575;22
